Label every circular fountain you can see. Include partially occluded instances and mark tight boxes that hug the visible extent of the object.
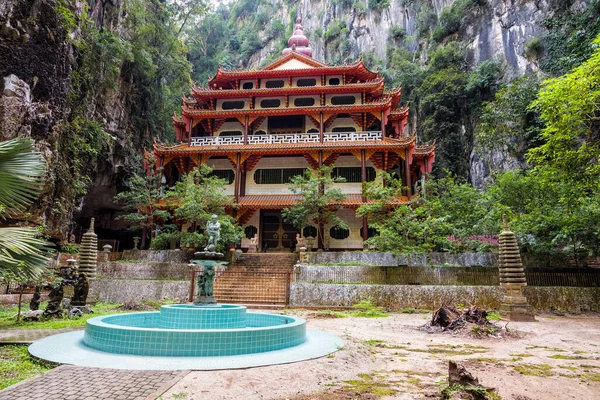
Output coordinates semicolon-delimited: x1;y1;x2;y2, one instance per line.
29;216;342;370
83;304;307;357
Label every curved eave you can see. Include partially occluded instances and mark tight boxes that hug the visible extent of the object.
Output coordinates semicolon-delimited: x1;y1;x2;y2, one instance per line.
237;194;409;209
153;136;416;157
192;79;385;101
388;106;409;121
207;63;380;89
413;140;437;157
181;100;393;118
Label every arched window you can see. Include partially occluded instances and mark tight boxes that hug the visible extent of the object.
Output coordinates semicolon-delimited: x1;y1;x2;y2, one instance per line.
330;226;350;240
253;130;266;135
330;96;356;105
222;101;245;110
328;77;340;85
360;226;378;238
242;82;254;89
297;78;317;87
307;128;319;133
244;225;258;239
265;80;285;88
293;97;316;107
260;99;281;108
303;226;317;238
332;167;376;183
209;170;235;184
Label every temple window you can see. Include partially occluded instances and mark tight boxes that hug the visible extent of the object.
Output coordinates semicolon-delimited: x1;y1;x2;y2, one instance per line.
360;226;378;238
260;99;281;108
219;131;243;136
254;168;307;184
297;78;317;87
222;100;245;110
242;82;254;89
307;128;319;133
330;226;350;240
332;167;376;183
209;169;235;184
330;95;356;105
253;130;267;135
293;97;316;107
328;78;340;86
244;225;258;239
265;80;285;88
303;226;317;238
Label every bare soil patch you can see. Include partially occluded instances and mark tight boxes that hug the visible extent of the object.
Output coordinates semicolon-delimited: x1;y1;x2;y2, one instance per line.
162;311;600;400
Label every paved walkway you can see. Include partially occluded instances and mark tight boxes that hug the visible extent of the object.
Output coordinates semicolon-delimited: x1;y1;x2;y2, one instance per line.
0;365;189;400
0;327;82;343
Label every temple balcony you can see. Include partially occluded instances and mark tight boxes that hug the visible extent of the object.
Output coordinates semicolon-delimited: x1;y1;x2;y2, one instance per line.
189;131;383;147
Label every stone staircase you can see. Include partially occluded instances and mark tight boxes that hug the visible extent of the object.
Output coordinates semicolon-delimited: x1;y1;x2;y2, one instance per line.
214;253;297;306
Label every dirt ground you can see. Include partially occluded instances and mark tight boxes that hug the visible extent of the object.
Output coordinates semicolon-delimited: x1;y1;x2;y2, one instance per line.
161;311;600;400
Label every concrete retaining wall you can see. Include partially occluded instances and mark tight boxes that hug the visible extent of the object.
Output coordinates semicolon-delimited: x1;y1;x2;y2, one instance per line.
91;279;189;303
289;283;600;313
121;249;192;263
97;262;192;280
307;251;497;267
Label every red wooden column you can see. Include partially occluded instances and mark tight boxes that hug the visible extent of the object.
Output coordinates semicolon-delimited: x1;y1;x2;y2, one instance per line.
234;152;241;202
361;149;369;243
243;115;249;145
404;148;411;197
319;112;324;143
381;110;386;138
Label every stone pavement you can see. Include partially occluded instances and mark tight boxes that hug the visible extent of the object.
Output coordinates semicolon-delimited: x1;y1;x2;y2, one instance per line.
0;365;189;400
0;327;82;343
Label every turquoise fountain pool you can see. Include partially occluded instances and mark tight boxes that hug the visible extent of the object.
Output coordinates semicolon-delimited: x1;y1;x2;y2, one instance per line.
82;304;306;356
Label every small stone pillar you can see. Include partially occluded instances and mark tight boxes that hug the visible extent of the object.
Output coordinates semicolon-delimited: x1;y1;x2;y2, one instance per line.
102;244;112;261
305;237;314;253
133;236;140;250
78;218;98;278
498;215;535;321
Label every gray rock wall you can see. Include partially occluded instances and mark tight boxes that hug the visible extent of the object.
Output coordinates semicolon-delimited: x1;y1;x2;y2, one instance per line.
307;251;496;267
97;261;192;280
90;279;189;304
290;283;600;313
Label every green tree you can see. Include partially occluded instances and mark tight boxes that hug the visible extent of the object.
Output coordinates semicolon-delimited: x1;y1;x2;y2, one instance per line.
114;171;169;249
166;165;242;251
282;165;347;249
0;139;51;280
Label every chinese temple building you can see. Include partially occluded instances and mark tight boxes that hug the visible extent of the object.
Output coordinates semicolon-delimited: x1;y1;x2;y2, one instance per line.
149;18;435;251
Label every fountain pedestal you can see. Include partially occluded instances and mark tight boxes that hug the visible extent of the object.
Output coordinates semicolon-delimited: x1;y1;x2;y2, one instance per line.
191;251;227;305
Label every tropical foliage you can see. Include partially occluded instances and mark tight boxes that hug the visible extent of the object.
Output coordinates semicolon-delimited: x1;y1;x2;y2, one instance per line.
0;139;50;279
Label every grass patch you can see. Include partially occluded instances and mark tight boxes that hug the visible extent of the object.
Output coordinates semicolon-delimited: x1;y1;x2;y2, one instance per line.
400;308;431;314
314;309;347;318
0;299;178;330
581;372;600;382
441;383;501;400
514;363;554;377
486;311;501;321
349;298;388;318
408;344;489;356
526;345;566;352
343;372;397;397
510;353;534;357
364;339;387;347
548;354;589;360
0;345;53;390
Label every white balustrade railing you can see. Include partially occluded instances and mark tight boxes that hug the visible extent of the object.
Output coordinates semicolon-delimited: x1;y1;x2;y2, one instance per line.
247;133;320;145
189;131;382;146
190;136;244;146
323;131;382;142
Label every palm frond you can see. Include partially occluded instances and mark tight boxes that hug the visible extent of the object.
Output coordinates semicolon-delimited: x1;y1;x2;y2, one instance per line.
0;139;45;214
0;227;51;280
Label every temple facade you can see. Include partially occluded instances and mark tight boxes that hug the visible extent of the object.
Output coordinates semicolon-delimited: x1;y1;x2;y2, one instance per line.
150;18;435;251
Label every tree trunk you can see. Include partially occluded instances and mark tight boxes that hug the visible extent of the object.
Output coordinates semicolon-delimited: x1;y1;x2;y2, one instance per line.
16;286;24;322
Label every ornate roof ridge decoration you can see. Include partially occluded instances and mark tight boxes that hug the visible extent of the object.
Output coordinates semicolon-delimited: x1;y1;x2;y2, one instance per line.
172;113;185;125
414;139;436;156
